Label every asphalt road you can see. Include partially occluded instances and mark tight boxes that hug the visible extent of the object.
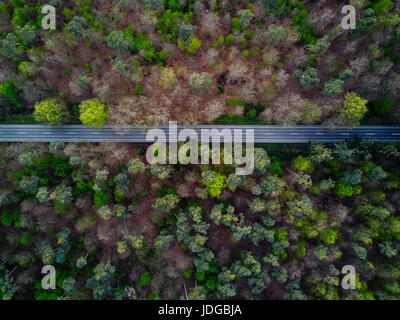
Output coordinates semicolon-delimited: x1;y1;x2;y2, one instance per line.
0;125;399;143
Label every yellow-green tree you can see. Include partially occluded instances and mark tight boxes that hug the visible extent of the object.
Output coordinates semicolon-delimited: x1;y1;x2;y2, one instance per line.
340;92;368;126
79;99;108;129
33;98;69;126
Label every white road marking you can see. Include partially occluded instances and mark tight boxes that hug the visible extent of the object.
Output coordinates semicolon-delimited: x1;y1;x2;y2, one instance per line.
264;133;275;135
289;133;299;135
315;133;325;136
42;132;51;135
392;133;400;136
17;132;27;134
366;133;375;136
67;132;76;135
91;132;101;135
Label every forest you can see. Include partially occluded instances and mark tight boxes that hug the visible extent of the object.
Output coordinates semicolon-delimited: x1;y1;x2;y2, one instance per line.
0;0;400;301
0;140;400;300
0;0;399;126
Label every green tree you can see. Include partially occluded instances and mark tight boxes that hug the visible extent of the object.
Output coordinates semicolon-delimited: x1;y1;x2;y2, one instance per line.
128;158;145;175
15;23;36;44
79;99;108;129
86;262;115;299
33;98;69;126
19;175;39;194
0;33;20;58
292;155;313;173
106;30;132;52
62;277;76;295
309;35;330;55
322;78;344;97
64;16;86;36
340;92;368;126
237;9;254;30
265;24;286;46
293;67;320;88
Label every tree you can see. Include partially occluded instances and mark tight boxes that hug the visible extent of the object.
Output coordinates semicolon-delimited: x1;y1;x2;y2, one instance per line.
309;35;330;55
287;195;313;217
150;164;172;179
33;98;69;126
16;23;36;44
154;232;175;250
314;245;329;261
189;72;213;93
372;0;393;15
98;205;113;220
0;264;18;300
178;36;202;54
18;151;37;166
77;75;92;90
343;169;363;185
117;241;127;254
308;144;333;165
144;0;164;10
338;69;353;83
36;187;49;203
76;256;87;269
265;24;286;46
237;9;254;30
19;175;39;194
248;198;267;213
293;67;320;88
64;16;86;37
340;92;368;126
128;158;145;175
226;173;246;192
111;57;129;78
62;277;76;295
86;262;115;299
254;148;270;175
18;61;38;77
202;171;226;198
292;155;313;173
153;194;180;212
106;30;132;52
0;33;20;58
322;78;344;97
53;185;73;206
114;173;130;193
41;241;55;265
79;99;108;129
179;23;197;46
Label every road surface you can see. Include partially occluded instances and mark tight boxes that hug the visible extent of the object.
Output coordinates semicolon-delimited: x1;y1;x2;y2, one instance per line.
0;125;399;143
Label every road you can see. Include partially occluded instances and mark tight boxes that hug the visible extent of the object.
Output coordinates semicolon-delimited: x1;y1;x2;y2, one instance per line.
0;125;399;143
